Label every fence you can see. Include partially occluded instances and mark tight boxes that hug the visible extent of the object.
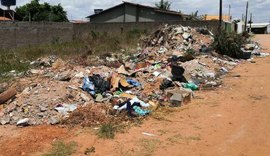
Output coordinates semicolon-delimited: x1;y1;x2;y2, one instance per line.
0;21;222;48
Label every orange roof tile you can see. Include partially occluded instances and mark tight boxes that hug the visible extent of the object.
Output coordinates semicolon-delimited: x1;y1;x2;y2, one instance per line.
205;15;230;21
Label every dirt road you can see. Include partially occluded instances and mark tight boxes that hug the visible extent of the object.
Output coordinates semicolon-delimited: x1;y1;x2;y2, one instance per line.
0;35;270;156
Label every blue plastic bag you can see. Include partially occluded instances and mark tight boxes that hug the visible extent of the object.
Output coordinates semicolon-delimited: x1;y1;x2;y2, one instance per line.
127;79;141;87
82;77;95;96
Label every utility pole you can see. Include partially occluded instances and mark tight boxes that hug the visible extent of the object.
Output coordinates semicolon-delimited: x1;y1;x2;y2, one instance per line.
219;0;223;33
244;1;249;32
249;13;252;33
228;4;231;22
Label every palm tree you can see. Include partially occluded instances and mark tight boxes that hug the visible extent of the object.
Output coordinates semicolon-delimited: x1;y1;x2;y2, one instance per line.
155;0;171;10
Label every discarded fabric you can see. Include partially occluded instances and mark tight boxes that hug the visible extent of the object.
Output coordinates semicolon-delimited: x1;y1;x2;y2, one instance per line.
133;106;151;116
113;97;150;116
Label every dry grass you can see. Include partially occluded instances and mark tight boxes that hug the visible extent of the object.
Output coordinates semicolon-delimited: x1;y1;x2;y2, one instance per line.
150;106;176;122
0;29;145;82
167;134;201;144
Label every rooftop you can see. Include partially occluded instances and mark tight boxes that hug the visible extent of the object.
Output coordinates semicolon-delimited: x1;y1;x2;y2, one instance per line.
87;1;187;19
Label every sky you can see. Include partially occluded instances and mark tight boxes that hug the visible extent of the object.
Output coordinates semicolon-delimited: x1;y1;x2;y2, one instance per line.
2;0;270;22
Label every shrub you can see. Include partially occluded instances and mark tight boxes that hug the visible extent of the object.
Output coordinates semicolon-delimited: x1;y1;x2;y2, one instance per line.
212;31;247;58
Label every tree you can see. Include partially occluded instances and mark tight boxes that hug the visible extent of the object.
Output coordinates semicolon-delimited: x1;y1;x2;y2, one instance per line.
188;10;206;21
15;0;68;22
155;0;171;10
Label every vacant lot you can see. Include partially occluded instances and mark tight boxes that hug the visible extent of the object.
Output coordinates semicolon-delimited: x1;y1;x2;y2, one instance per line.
0;35;269;156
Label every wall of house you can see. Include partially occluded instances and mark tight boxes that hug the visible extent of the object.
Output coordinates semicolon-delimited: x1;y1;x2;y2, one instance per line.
236;21;244;34
90;4;183;23
125;4;137;22
90;5;125;23
0;22;73;48
0;20;221;48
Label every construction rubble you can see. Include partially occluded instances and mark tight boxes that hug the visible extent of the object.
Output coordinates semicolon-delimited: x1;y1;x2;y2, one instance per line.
0;24;267;127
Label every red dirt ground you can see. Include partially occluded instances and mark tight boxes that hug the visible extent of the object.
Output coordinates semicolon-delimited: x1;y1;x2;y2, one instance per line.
0;35;269;156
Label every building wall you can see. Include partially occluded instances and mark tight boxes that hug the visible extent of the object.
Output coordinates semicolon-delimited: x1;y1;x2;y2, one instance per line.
90;5;125;23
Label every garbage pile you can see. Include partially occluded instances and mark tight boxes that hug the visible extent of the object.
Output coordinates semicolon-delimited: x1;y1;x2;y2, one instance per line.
241;42;270;59
0;24;261;127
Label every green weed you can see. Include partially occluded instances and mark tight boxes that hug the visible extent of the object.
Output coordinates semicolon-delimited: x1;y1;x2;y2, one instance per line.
43;140;77;156
212;31;247;58
97;123;116;139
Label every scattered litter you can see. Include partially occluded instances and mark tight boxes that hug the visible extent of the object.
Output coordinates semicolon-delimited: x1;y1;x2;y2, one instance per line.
182;82;199;91
17;118;30;127
55;104;78;116
142;132;156;137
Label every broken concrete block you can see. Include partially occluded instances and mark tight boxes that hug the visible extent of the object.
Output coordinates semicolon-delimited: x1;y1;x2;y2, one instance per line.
80;93;91;102
0;82;8;94
49;117;60;125
21;87;31;95
170;92;183;107
183;27;190;32
39;105;48;112
1;116;10;125
167;88;193;106
182;33;191;40
174;27;184;35
55;71;72;81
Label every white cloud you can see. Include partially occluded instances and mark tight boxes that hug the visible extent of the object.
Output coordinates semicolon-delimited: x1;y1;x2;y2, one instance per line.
2;0;270;22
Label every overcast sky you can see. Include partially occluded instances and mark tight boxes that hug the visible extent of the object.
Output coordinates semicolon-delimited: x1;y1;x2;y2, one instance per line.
3;0;270;22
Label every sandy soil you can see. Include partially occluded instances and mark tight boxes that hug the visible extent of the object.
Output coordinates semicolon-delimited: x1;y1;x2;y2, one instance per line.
0;35;269;156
